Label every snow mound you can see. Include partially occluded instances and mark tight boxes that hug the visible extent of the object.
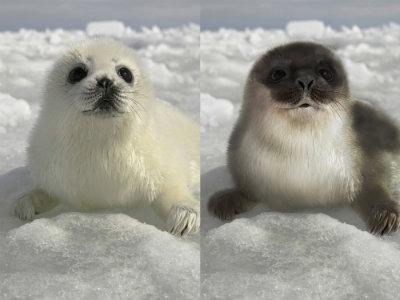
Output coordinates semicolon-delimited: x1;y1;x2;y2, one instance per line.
0;93;31;133
202;213;400;299
286;20;326;38
86;21;126;37
201;93;234;129
1;213;199;299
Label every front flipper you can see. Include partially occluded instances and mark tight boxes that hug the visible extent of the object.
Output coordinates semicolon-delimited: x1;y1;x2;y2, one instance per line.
14;189;58;221
369;206;399;235
166;204;199;236
353;186;400;235
208;188;257;221
151;184;199;236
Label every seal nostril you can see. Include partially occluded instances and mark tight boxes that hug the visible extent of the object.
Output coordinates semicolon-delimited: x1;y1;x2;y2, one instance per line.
297;77;314;91
307;80;314;90
297;80;305;90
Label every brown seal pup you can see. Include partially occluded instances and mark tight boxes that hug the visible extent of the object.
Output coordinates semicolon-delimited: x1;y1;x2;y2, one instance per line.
208;41;400;235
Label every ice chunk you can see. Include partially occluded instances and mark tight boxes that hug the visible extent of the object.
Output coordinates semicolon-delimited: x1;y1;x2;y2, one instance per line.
0;93;31;133
343;58;383;88
86;21;126;37
286;20;326;38
201;93;234;128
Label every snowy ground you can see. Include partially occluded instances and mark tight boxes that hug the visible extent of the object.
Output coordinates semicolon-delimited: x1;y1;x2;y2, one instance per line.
201;21;400;299
0;22;200;299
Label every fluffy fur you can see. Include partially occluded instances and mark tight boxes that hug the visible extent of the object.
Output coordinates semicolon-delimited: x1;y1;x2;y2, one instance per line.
230;86;360;210
15;38;200;236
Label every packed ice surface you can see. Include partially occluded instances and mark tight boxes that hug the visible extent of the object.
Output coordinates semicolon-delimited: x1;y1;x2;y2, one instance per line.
203;213;400;299
1;211;199;299
201;21;400;299
0;23;199;299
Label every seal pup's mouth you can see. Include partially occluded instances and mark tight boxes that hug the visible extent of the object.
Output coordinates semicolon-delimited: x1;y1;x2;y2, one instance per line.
275;87;325;111
284;95;322;111
82;101;124;117
292;100;320;110
82;105;124;117
82;88;125;117
299;103;311;108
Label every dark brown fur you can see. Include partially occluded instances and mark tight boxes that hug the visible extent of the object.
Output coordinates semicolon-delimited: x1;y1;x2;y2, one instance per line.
208;189;257;221
351;101;400;234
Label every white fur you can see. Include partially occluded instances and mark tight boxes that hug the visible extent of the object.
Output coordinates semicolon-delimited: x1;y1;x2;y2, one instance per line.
167;204;200;236
16;39;199;236
232;89;361;210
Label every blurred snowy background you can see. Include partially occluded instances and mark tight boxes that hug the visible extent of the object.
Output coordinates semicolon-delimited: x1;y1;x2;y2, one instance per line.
201;13;400;300
0;0;199;30
0;1;200;299
202;0;400;30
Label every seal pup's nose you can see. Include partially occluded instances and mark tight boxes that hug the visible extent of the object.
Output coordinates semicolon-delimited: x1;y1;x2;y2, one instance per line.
296;76;314;91
97;77;113;89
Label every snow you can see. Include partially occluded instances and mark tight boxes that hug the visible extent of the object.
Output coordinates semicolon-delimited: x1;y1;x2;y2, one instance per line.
200;93;234;130
342;58;384;89
0;23;199;299
1;212;199;299
203;212;400;299
0;93;31;133
201;21;400;299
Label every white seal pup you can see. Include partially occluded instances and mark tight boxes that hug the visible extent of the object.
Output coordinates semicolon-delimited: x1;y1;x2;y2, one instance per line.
15;38;200;236
208;42;400;235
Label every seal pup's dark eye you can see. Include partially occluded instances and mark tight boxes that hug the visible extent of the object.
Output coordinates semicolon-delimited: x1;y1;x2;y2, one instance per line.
68;66;88;84
117;66;133;83
319;69;334;81
269;69;286;82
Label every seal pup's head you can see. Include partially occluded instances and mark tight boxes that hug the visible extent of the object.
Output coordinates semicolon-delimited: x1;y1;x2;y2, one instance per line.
44;38;150;122
245;42;349;125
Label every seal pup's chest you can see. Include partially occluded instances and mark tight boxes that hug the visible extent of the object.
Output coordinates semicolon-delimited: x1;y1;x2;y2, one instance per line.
240;121;358;210
47;137;161;209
